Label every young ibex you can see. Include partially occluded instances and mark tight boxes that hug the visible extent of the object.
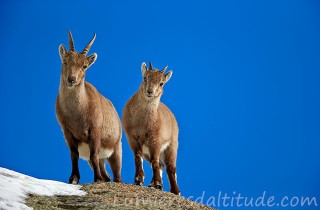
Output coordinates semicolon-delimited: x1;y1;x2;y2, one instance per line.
56;31;122;184
122;62;180;195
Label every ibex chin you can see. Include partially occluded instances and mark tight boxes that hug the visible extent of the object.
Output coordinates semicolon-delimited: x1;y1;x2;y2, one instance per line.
122;62;180;195
56;31;122;184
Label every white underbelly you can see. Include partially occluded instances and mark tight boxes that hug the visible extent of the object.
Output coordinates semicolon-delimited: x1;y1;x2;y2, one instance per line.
142;142;170;160
78;143;114;160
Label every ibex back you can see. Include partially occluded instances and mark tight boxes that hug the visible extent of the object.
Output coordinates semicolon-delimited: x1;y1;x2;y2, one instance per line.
56;31;122;184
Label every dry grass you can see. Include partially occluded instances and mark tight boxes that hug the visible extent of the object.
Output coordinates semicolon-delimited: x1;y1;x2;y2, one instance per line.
26;182;215;210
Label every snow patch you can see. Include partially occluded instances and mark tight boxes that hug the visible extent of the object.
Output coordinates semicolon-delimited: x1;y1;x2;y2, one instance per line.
0;167;85;210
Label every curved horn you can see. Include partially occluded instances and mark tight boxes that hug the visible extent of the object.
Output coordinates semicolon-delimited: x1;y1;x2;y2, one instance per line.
81;33;96;55
160;65;168;73
149;61;153;70
68;30;75;51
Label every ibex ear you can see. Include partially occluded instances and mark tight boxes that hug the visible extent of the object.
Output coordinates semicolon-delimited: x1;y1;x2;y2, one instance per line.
164;70;173;83
141;62;147;76
87;53;97;68
59;44;67;61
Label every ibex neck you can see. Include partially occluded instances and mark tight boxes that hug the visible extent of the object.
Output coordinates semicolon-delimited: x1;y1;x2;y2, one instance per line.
59;79;87;110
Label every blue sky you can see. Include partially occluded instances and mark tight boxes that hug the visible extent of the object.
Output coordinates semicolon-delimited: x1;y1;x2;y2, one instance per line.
1;0;319;209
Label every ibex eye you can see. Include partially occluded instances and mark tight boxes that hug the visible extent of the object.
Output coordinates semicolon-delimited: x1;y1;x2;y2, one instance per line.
83;65;88;69
144;77;147;82
160;82;164;86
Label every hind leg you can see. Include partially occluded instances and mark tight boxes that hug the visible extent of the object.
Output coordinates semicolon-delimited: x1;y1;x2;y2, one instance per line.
148;160;164;189
108;142;122;182
99;159;111;182
88;160;111;182
147;146;163;190
164;145;180;195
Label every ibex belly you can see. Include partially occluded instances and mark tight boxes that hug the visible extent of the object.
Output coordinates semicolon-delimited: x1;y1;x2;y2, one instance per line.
78;143;113;160
142;142;170;161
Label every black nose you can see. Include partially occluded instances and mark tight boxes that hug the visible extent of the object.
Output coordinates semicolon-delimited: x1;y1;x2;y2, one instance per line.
147;89;154;95
67;75;76;84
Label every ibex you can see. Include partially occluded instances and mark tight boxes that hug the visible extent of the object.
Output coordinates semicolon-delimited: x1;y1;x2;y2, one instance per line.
122;62;180;195
56;31;122;184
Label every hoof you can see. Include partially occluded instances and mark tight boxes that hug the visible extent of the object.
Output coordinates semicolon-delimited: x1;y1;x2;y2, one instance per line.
135;181;143;186
94;175;105;183
114;178;122;183
171;189;181;195
69;175;79;185
102;175;111;182
134;176;144;186
149;181;162;190
103;177;111;182
155;185;163;190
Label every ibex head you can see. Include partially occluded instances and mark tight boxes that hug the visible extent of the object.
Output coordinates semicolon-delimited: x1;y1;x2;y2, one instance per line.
141;61;173;99
59;30;97;88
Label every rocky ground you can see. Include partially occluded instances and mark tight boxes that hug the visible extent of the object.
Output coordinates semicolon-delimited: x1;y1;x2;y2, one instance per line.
26;182;215;210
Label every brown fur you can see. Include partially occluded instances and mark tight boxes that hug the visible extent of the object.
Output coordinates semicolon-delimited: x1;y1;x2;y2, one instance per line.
122;62;180;195
56;31;122;184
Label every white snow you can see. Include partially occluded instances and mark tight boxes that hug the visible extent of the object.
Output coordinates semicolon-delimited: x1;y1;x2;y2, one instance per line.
0;167;86;210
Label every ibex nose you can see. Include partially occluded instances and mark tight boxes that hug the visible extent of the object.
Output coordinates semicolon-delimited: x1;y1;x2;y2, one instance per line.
147;89;154;95
67;75;76;85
